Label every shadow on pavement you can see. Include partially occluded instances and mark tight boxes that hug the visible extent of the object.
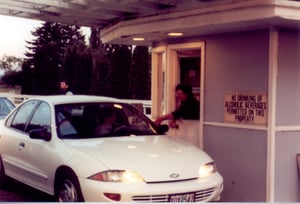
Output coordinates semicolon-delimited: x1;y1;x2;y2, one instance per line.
0;178;55;202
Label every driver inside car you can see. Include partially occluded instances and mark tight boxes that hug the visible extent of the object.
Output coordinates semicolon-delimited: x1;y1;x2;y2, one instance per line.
94;106;117;136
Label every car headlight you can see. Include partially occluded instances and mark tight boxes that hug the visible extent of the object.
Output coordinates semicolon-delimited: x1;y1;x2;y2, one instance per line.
198;162;217;178
88;170;145;183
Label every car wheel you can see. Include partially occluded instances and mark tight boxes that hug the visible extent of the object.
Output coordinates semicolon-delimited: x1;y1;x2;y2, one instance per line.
56;170;84;202
0;156;8;187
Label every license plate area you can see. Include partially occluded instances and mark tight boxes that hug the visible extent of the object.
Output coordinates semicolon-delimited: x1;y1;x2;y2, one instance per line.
169;192;195;202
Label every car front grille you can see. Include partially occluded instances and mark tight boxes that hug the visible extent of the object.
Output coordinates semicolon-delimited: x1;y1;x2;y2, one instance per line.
131;187;216;202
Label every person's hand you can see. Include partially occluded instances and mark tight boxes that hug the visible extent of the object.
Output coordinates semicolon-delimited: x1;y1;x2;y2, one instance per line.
154;117;163;126
168;120;178;129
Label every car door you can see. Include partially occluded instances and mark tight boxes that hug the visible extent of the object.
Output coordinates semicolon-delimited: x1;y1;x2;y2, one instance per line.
20;101;53;192
2;100;53;192
1;99;40;181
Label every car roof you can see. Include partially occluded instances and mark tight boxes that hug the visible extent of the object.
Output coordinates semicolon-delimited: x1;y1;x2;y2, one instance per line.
24;95;121;105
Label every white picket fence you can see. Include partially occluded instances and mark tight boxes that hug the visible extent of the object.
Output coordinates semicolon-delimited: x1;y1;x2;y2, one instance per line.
0;93;30;105
0;93;153;119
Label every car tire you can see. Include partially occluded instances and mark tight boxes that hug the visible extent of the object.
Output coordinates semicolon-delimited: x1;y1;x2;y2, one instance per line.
55;170;84;202
0;156;8;187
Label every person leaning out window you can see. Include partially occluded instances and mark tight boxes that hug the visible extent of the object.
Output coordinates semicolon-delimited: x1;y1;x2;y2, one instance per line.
154;83;199;128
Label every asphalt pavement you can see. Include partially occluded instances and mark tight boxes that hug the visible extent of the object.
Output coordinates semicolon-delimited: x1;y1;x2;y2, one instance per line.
0;179;54;202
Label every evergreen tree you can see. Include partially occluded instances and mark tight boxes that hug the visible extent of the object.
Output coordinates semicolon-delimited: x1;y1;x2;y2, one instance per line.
129;46;151;99
20;61;33;94
1;70;22;87
22;22;152;98
89;27;101;49
63;40;93;94
23;22;85;95
89;27;110;96
106;44;132;98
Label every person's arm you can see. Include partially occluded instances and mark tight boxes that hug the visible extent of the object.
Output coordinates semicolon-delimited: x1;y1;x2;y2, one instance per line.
154;113;174;126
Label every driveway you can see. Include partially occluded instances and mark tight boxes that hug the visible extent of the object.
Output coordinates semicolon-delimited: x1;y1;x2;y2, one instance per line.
0;179;54;202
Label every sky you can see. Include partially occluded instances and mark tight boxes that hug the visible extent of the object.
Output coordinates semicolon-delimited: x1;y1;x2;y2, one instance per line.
0;14;90;58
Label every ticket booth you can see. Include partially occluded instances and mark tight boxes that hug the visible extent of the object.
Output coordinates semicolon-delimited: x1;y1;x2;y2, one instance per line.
149;28;300;202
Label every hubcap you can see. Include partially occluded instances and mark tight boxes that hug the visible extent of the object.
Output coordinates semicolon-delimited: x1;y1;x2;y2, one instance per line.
58;179;78;202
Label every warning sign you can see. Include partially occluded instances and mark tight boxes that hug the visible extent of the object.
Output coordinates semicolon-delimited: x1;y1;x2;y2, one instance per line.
224;92;267;125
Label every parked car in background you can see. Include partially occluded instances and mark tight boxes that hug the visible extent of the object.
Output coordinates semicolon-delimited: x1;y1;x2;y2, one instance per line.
0;97;15;119
0;95;223;202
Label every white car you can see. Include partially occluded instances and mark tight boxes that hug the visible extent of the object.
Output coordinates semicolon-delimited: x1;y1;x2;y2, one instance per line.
0;95;223;202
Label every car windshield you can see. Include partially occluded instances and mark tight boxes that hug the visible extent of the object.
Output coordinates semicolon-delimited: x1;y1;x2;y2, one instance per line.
55;102;159;139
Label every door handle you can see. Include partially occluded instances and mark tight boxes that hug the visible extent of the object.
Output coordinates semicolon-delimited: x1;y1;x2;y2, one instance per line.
19;142;25;150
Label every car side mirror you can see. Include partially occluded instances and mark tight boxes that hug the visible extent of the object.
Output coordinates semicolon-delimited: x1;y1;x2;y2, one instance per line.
29;128;51;141
157;124;169;134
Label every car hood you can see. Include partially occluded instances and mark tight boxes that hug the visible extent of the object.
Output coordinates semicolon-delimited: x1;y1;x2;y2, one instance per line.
64;136;213;182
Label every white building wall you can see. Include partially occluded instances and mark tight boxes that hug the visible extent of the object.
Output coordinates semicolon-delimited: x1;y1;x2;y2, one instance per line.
274;29;300;201
202;29;269;201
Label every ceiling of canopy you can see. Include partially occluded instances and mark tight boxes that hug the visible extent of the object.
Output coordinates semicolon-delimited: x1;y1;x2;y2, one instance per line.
1;0;300;45
0;0;210;28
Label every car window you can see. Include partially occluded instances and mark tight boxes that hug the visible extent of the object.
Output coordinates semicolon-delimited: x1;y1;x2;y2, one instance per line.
25;102;51;136
123;105;152;131
56;111;78;138
55;102;158;139
3;98;15;110
0;98;15;116
9;100;40;132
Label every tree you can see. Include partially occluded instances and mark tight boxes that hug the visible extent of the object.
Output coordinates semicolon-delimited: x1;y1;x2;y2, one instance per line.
63;40;93;94
23;22;85;95
88;28;152;99
106;44;132;98
1;70;22;87
89;27;101;49
129;46;151;99
0;55;23;71
88;27;110;96
0;55;23;86
20;60;34;94
21;23;151;98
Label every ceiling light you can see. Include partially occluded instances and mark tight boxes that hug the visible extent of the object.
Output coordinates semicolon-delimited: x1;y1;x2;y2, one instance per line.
167;32;184;37
132;37;145;41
